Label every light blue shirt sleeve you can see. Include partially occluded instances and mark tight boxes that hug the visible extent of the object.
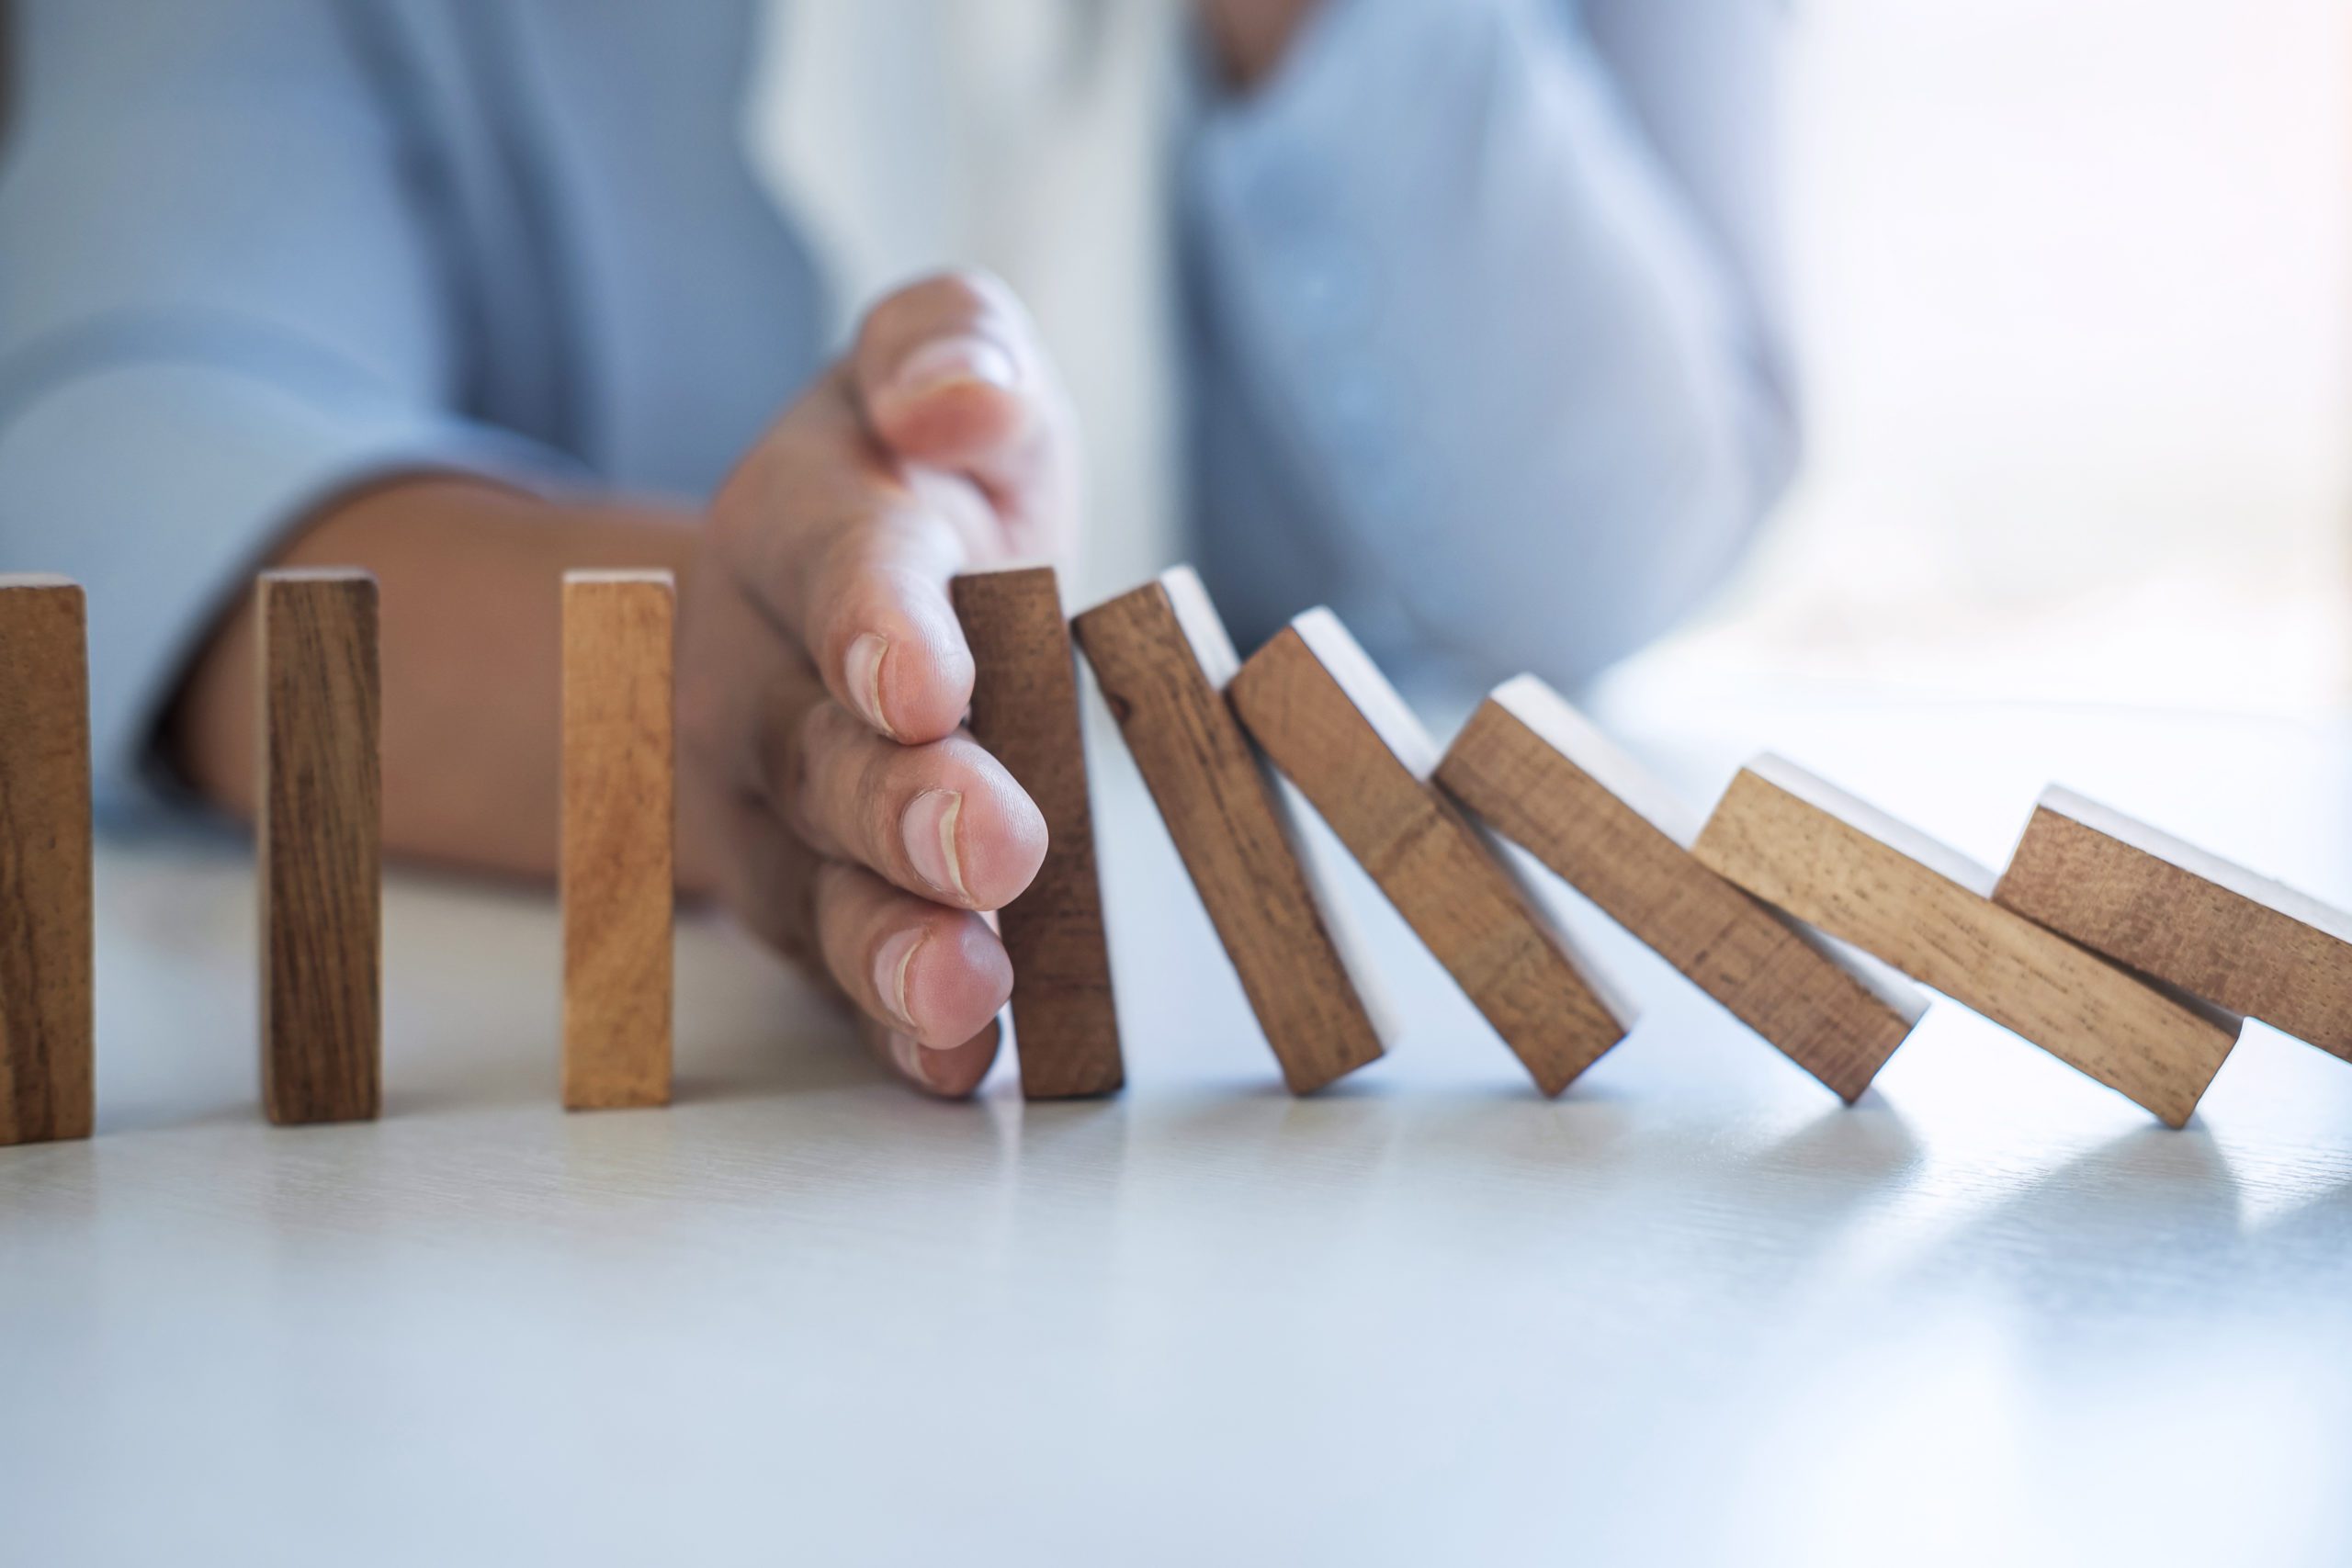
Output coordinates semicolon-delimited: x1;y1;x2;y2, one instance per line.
1182;0;1796;690
0;0;572;805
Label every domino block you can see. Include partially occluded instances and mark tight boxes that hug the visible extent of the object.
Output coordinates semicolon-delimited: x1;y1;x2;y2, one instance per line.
1436;676;1924;1101
257;569;381;1125
1228;610;1634;1095
1073;567;1389;1093
951;565;1123;1099
1994;785;2352;1062
561;571;675;1110
1690;756;2238;1127
0;576;94;1145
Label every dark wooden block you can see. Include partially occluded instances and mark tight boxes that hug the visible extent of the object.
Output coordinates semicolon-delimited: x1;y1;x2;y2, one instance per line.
257;569;382;1125
1074;568;1389;1093
952;565;1123;1099
0;575;94;1145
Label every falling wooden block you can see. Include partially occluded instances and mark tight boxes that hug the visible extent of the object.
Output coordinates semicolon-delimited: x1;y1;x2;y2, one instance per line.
951;565;1123;1099
561;571;675;1110
1073;567;1389;1094
1436;676;1924;1101
1994;785;2352;1063
1690;756;2238;1127
1228;610;1634;1095
0;576;94;1145
257;569;381;1125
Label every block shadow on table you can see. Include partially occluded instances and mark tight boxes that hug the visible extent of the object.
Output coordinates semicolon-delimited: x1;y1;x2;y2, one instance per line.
1879;1125;2251;1328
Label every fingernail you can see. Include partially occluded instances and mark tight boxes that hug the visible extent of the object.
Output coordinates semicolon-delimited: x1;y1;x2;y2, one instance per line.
884;1030;928;1082
884;1028;960;1096
871;926;926;1035
843;632;895;738
889;335;1018;402
902;789;969;902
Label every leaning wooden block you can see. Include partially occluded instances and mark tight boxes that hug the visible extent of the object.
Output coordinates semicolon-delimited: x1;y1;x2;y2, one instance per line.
1073;568;1389;1094
1690;756;2237;1127
1994;785;2352;1063
0;576;94;1145
561;571;675;1111
951;565;1124;1099
1436;677;1924;1101
257;569;382;1125
1228;610;1634;1096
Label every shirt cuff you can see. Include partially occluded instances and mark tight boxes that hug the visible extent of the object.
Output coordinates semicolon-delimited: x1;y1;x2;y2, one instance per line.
0;357;578;811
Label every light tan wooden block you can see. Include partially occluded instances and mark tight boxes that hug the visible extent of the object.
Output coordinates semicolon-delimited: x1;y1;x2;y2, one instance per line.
1436;677;1924;1101
0;576;94;1145
257;569;381;1126
951;565;1123;1099
1073;568;1389;1094
1227;610;1634;1096
1994;785;2352;1062
561;571;675;1111
1690;756;2238;1127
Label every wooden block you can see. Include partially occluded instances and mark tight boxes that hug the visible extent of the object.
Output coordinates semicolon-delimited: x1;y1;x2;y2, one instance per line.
1227;610;1634;1095
561;571;675;1110
1689;756;2238;1127
1435;676;1925;1101
951;565;1123;1099
0;576;94;1145
1994;785;2352;1062
257;569;381;1125
1073;568;1389;1094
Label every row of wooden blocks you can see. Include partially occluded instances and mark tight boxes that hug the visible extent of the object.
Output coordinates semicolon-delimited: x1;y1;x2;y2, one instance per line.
4;564;2350;1145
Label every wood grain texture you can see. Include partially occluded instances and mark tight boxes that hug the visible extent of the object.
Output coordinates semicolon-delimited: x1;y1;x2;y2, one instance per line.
1228;611;1634;1096
1690;756;2238;1127
257;570;381;1125
561;572;675;1110
951;566;1123;1099
1437;676;1924;1101
1994;785;2352;1062
1073;568;1388;1093
0;576;93;1145
19;698;2352;1567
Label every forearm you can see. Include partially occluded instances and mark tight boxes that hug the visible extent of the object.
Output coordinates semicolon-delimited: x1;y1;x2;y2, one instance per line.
165;477;702;884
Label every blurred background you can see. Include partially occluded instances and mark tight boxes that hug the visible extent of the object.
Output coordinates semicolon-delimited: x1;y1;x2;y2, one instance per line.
4;2;2343;718
1609;0;2352;717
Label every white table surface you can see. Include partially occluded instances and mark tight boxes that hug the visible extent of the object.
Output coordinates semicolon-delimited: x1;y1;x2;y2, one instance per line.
6;684;2352;1567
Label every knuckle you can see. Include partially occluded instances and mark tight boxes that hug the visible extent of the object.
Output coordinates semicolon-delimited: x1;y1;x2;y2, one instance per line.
906;266;1005;317
856;746;911;858
809;861;864;944
860;268;1019;353
785;702;845;828
808;536;924;660
923;266;1008;315
795;699;855;785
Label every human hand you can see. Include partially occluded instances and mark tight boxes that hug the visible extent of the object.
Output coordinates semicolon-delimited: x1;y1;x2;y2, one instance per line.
679;271;1079;1096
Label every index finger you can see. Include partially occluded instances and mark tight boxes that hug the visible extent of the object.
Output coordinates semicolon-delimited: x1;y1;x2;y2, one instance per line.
710;364;1001;744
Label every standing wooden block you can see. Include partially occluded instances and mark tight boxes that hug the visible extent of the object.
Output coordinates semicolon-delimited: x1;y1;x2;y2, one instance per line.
561;571;675;1110
951;565;1123;1099
1994;785;2352;1062
1228;610;1634;1096
1436;677;1925;1101
0;576;94;1145
1690;756;2238;1127
1073;568;1389;1094
257;569;381;1126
